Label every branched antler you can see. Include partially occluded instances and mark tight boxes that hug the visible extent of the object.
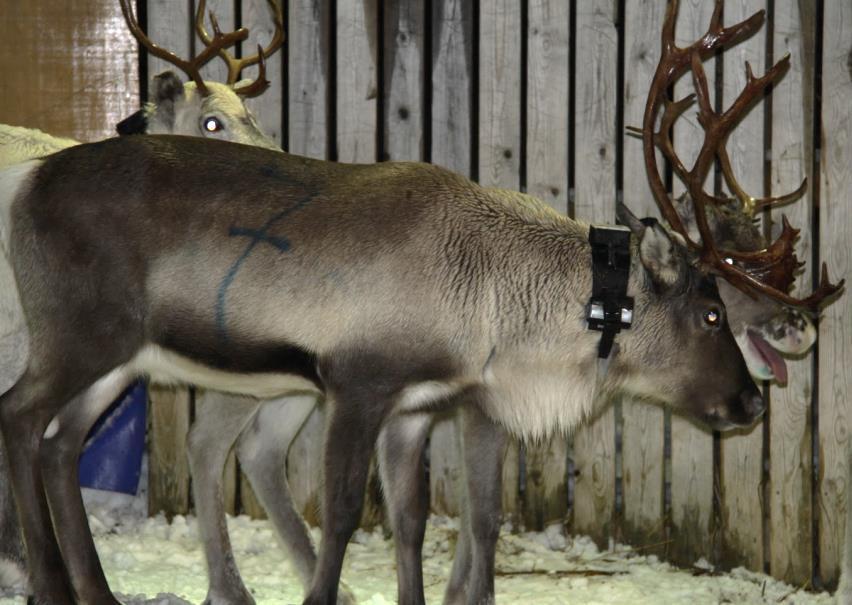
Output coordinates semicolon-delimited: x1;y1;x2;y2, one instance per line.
119;0;249;97
195;0;285;97
639;0;843;309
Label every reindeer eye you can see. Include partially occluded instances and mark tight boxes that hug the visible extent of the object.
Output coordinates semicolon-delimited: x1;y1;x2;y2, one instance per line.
703;309;721;327
203;117;224;133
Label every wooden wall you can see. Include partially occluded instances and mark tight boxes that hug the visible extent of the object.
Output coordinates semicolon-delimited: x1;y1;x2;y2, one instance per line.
5;0;848;592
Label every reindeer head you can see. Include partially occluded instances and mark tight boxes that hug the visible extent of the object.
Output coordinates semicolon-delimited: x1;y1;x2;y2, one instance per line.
613;204;764;430
117;0;283;150
671;195;816;384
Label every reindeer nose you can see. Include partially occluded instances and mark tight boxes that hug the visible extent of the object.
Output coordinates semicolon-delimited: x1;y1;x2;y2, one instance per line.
741;388;765;421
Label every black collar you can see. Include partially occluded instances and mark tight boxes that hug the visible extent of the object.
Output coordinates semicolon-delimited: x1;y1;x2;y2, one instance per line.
586;225;634;359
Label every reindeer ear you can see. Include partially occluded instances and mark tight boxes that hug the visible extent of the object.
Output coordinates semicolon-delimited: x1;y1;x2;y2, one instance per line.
148;71;186;130
616;203;645;235
232;78;254;91
152;71;186;105
115;109;147;135
673;194;701;241
638;221;684;290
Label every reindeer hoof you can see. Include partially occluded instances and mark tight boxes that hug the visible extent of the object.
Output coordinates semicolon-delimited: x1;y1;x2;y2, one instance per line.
337;584;358;605
201;592;256;605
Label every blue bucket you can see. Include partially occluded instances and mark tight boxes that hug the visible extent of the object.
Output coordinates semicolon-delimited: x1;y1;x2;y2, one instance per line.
78;381;147;495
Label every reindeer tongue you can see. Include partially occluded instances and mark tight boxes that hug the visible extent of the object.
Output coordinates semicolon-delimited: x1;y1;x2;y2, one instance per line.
748;330;788;385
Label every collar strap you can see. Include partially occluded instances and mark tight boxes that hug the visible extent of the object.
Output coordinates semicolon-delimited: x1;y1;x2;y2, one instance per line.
586;225;634;359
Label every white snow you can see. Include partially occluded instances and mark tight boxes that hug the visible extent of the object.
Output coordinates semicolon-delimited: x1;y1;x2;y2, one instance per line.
0;497;837;605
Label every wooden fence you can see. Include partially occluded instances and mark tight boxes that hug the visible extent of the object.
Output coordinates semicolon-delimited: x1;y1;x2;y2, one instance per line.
129;0;851;592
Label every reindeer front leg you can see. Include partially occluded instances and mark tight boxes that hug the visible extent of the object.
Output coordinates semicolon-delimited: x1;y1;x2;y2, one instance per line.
446;404;506;605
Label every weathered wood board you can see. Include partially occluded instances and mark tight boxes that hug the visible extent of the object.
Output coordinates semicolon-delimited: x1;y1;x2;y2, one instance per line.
818;0;852;589
668;0;716;567
570;0;618;547
718;0;767;574
767;0;816;585
619;0;667;556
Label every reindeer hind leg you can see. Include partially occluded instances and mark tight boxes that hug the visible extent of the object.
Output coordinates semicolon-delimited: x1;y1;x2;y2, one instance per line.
234;395;322;593
0;373;77;605
0;431;28;595
39;366;140;605
188;391;260;605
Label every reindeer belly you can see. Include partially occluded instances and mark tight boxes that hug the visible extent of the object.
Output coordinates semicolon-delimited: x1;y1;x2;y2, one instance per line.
130;344;320;399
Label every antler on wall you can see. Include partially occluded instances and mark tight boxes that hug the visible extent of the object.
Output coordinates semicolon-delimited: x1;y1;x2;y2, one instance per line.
634;0;842;309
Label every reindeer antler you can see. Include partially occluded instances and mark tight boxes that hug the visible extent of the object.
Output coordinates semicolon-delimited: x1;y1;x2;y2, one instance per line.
638;0;843;309
195;0;285;97
119;0;249;97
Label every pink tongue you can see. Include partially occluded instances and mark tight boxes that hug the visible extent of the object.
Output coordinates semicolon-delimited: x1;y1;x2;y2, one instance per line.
748;330;788;385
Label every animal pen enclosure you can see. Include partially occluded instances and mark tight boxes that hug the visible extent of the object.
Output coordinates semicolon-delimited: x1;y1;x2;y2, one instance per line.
1;0;849;595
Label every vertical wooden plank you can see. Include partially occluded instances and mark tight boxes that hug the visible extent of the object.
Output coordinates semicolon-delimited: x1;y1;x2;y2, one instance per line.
429;414;462;515
668;0;715;567
428;0;474;517
718;0;767;573
242;0;286;146
0;1;139;140
430;0;473;175
240;469;268;519
198;0;236;84
478;0;521;188
287;0;330;157
148;385;192;517
337;0;378;162
145;0;191;84
522;0;570;531
526;0;569;214
818;0;852;588
383;0;424;161
522;439;568;530
478;0;523;523
288;408;325;526
619;0;667;556
768;0;816;584
285;0;330;524
571;0;618;546
143;1;193;520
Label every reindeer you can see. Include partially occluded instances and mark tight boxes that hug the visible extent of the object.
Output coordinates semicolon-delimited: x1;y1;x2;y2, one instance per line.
379;3;835;604
0;0;282;174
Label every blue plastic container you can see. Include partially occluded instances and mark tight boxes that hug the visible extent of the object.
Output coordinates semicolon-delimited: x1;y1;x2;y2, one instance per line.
78;381;147;495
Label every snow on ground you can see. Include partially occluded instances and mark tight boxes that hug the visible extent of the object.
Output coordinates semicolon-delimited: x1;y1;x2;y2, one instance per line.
0;492;836;605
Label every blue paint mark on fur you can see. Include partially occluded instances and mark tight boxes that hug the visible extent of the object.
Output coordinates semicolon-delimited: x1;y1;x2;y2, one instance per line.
216;193;314;342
